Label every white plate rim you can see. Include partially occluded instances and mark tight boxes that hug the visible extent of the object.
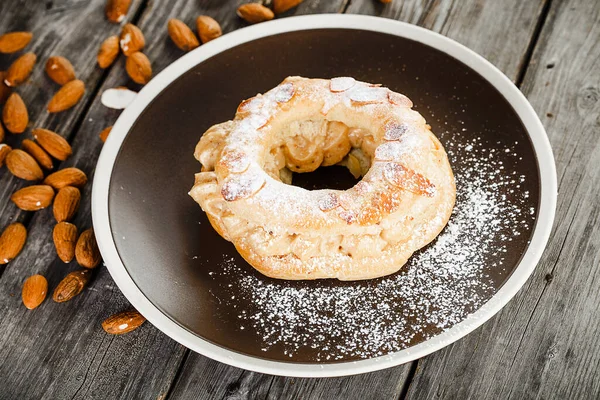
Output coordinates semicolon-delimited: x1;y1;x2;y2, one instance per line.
92;14;557;378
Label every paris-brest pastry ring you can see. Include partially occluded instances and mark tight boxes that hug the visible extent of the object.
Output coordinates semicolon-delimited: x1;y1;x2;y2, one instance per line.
190;77;456;280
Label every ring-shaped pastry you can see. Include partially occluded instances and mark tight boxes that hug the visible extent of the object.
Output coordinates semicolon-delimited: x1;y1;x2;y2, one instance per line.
190;77;455;280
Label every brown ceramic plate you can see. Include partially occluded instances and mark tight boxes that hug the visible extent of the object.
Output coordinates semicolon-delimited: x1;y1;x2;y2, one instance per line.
92;15;556;377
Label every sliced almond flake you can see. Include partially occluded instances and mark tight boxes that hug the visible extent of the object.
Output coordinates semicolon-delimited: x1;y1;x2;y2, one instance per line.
219;149;251;173
384;123;409;141
274;83;294;103
347;85;388;103
388;91;413;107
330;77;356;92
221;172;266;201
101;87;137;109
383;162;436;197
318;193;339;211
338;209;357;224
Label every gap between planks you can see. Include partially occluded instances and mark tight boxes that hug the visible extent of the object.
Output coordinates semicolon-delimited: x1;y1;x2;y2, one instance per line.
515;0;553;87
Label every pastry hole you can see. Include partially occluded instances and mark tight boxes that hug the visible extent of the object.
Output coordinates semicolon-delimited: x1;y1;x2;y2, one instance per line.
291;165;360;191
263;118;374;190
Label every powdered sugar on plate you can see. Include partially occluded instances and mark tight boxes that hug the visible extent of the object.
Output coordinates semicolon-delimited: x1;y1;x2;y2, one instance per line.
206;134;536;361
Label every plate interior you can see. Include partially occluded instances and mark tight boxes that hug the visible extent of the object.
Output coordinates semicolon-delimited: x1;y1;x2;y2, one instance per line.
108;29;540;362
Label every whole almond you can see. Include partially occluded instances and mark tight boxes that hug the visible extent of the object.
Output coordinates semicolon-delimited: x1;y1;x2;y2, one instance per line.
53;186;80;223
99;126;112;143
0;121;4;143
22;274;48;310
3;92;29;133
5;52;37;87
125;52;152;84
0;71;11;103
0;32;33;54
97;36;120;69
273;0;304;14
6;149;43;180
105;0;132;23
53;222;78;263
10;185;55;211
76;228;101;269
47;79;85;113
45;56;76;85
0;144;12;167
33;128;72;160
102;310;146;334
120;23;145;56
196;16;222;43
21;139;53;169
167;19;199;52
53;269;91;302
43;167;87;189
237;3;274;24
0;222;27;264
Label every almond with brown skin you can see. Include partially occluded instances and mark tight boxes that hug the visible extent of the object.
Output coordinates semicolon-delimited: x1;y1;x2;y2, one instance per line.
0;32;33;54
6;149;43;180
379;0;392;3
53;222;78;263
53;269;91;302
97;36;120;69
102;310;146;334
237;3;274;24
47;79;85;113
45;56;76;85
3;92;28;133
33;128;72;161
53;186;80;223
76;228;101;269
22;274;48;309
0;222;27;264
10;185;55;211
196;16;222;43
125;52;151;84
99;126;112;142
21;139;53;170
0;144;12;167
0;71;11;103
0;122;4;143
5;52;37;87
43;167;87;189
105;0;132;23
167;19;199;51
273;0;303;14
120;23;145;56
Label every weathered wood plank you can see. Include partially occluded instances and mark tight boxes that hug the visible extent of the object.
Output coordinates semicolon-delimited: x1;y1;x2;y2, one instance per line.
168;354;412;400
346;0;548;84
0;0;143;274
0;0;202;398
168;1;549;399
406;0;600;398
0;0;557;398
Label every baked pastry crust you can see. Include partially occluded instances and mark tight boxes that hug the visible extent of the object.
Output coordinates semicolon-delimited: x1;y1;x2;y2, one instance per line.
190;77;455;280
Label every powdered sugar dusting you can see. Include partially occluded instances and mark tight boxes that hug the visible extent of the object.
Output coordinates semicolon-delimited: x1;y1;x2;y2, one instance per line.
206;134;536;361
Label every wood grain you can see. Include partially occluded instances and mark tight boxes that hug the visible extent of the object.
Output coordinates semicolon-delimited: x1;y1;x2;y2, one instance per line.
405;0;600;398
0;0;143;274
0;1;190;399
169;355;412;399
346;0;548;83
0;0;582;398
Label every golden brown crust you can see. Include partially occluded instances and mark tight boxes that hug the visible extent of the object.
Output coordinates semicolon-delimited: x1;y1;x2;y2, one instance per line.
190;77;456;280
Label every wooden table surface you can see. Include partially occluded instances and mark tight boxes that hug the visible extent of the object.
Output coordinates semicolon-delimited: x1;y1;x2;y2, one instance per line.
1;0;598;398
